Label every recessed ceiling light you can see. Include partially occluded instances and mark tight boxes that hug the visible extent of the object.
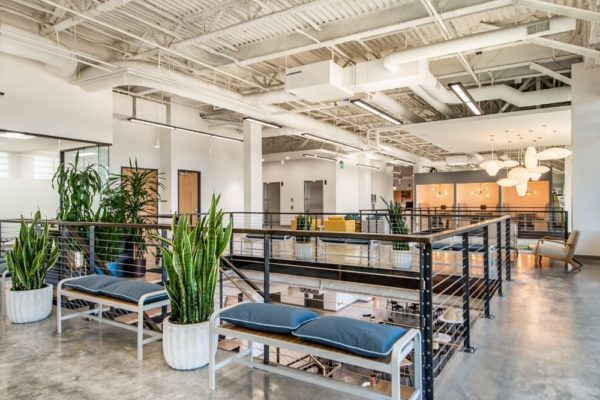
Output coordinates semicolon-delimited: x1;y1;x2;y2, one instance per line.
0;132;33;140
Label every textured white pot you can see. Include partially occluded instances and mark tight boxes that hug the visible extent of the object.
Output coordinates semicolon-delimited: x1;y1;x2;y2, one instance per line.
391;249;413;269
295;242;312;261
5;284;53;324
163;317;210;370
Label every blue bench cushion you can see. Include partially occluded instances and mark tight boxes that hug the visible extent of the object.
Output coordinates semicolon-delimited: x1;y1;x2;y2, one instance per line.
221;303;319;334
63;275;122;294
99;280;167;303
293;316;407;358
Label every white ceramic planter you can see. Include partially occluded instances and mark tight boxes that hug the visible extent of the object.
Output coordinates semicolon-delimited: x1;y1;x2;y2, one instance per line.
163;317;210;370
295;242;313;261
5;284;53;324
391;249;414;269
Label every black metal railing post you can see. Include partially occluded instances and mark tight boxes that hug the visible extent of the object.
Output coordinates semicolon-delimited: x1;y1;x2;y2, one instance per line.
263;233;271;365
420;242;434;400
88;225;95;275
505;218;512;281
564;211;569;241
462;232;476;353
496;221;503;297
483;226;494;319
229;212;234;256
60;225;67;281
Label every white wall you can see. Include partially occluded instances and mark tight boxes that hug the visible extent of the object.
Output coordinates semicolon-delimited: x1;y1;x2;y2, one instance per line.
335;163;359;213
571;63;600;256
0;54;113;144
371;166;394;209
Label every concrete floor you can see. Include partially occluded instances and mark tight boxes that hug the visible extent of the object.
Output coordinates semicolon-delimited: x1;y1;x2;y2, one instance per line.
1;254;599;399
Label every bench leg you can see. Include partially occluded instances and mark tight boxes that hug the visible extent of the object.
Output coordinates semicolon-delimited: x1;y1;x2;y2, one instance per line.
56;287;63;335
248;341;254;368
137;309;144;362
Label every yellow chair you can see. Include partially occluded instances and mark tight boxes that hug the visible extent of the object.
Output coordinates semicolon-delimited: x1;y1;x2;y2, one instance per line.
324;216;355;232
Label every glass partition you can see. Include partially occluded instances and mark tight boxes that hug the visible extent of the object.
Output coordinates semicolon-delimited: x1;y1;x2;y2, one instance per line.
415;183;454;209
456;182;499;210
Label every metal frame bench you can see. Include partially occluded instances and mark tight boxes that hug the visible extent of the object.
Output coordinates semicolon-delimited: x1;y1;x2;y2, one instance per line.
0;264;8;316
57;276;169;361
208;303;422;400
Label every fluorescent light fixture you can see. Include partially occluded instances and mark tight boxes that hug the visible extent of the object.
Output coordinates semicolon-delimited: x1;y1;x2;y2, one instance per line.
127;117;242;143
356;163;380;170
300;132;363;151
0;132;33;140
78;152;97;157
448;82;483;116
350;99;403;125
302;153;337;162
243;117;282;129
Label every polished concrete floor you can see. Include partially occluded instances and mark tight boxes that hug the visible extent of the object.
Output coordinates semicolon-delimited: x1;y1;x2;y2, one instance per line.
1;255;599;399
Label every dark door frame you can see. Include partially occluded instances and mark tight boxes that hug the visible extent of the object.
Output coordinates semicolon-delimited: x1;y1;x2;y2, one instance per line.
178;169;201;214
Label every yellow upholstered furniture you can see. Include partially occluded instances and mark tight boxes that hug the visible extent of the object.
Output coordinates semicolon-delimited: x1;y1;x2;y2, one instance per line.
291;218;321;231
324;216;355;232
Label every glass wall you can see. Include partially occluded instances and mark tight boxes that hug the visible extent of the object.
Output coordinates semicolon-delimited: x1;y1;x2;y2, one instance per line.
416;183;454;208
456;182;499;209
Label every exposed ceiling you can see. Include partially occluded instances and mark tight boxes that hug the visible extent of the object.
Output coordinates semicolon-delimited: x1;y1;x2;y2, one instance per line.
0;0;597;166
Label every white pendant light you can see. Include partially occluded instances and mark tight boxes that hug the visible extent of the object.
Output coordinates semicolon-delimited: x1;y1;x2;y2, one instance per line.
516;182;528;197
480;159;503;176
537;147;571;160
524;146;538;170
497;178;517;187
502;159;519;168
532;165;550;174
508;167;530;183
529;172;542;181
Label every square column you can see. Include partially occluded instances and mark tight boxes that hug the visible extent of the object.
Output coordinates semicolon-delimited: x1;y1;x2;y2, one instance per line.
243;119;263;228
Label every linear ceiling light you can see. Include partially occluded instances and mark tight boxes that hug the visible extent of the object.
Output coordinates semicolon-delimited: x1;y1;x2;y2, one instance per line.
302;153;337;162
448;82;483;116
356;163;380;170
243;117;282;129
127;117;243;143
350;99;403;125
0;132;33;140
300;132;363;151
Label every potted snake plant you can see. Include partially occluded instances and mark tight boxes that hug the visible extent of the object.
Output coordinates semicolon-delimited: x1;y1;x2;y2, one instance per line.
157;195;232;370
295;214;313;261
5;211;59;323
382;198;414;269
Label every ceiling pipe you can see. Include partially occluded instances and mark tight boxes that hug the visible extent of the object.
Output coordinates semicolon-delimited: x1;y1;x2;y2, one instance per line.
73;61;432;165
0;23;78;78
383;17;576;72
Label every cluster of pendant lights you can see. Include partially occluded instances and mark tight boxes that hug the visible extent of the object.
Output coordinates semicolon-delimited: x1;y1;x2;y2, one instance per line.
480;146;571;197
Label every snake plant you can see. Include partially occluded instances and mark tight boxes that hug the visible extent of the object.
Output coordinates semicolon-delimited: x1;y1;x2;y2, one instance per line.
381;198;409;251
158;195;232;324
6;211;59;291
295;214;312;244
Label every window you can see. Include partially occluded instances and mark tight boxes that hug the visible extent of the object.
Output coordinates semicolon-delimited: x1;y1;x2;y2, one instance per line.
0;152;8;177
33;155;58;180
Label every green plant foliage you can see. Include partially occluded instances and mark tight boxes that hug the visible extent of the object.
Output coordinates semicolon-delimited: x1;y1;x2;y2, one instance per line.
157;195;232;325
381;198;409;251
6;211;59;291
295;214;312;244
52;152;102;222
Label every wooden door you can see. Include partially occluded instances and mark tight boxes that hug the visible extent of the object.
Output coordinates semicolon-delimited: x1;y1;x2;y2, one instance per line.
178;170;200;221
121;166;159;222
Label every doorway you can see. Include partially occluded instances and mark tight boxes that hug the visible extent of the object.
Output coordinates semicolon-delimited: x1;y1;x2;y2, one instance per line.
304;180;324;214
263;182;281;227
178;170;201;220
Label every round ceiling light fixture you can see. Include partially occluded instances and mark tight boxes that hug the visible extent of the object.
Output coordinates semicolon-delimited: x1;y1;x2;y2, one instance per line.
516;182;528;197
524;146;538;170
529;172;542;181
508;167;530;183
497;178;517;187
536;147;571;160
480;159;503;177
502;159;519;168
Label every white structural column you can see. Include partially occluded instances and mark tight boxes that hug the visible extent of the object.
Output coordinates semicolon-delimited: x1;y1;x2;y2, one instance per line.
243;119;263;228
571;63;600;256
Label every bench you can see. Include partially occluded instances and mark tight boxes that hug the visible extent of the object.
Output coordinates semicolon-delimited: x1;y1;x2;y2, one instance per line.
0;261;8;316
57;275;169;361
209;303;422;400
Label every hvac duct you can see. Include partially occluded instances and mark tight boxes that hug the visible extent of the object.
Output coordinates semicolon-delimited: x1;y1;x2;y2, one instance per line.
383;17;576;72
0;23;78;78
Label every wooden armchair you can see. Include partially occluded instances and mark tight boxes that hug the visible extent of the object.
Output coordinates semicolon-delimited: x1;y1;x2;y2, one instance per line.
533;230;583;271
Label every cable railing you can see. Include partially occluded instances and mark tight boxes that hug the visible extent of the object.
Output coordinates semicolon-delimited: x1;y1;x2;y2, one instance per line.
0;212;511;400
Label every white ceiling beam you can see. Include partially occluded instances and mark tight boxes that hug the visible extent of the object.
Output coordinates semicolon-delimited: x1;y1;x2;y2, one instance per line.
527;37;600;61
515;0;600;24
42;0;137;35
529;62;572;85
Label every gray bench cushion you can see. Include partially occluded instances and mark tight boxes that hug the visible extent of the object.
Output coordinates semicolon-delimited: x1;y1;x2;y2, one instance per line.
0;262;6;275
63;275;121;294
100;280;167;304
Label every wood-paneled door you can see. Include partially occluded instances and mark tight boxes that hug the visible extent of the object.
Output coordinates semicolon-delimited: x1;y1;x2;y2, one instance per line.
121;166;159;223
178;170;201;222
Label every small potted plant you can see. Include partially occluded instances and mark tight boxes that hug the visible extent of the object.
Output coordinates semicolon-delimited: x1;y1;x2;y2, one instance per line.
295;214;313;261
5;211;59;323
158;195;232;370
382;198;413;269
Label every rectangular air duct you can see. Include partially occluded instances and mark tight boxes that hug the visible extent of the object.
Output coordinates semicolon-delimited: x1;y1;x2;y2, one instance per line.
285;60;354;102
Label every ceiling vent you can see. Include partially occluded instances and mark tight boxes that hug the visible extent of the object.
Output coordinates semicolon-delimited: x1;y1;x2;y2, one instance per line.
527;20;550;35
285;60;354;102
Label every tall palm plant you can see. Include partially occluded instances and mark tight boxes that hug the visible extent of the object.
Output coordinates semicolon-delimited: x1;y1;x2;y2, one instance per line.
381;198;409;251
158;195;232;324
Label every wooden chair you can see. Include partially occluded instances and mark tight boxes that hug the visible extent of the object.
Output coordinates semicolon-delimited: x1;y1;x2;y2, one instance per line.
533;230;583;271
